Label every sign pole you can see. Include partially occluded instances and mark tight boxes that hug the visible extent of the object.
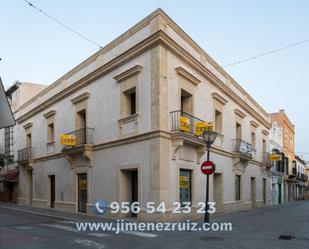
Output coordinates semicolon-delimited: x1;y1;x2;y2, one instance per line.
204;148;210;223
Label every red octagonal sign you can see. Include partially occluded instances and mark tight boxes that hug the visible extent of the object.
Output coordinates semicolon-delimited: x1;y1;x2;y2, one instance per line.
201;161;216;175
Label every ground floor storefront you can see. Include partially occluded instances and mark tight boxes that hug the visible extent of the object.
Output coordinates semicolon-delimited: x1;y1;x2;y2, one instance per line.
17;136;272;221
0;170;19;203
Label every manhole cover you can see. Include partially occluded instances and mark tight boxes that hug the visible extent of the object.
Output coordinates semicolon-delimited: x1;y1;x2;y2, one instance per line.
200;236;224;241
278;235;295;240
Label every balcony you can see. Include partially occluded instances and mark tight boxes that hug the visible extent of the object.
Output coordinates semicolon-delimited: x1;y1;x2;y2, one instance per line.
170;110;205;146
17;147;34;165
62;127;94;168
288;166;297;179
232;139;253;161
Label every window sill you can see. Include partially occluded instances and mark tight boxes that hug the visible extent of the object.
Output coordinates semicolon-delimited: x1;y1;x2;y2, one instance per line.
118;113;140;125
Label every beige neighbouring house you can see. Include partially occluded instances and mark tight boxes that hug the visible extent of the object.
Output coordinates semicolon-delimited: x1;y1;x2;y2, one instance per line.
11;9;272;221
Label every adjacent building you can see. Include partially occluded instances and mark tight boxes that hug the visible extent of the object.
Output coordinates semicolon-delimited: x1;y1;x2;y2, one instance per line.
270;110;296;202
269;121;284;205
0;82;46;203
3;9;273;221
294;156;307;200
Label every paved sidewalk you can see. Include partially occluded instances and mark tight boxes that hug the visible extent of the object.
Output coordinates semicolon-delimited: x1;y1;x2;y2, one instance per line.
0;202;107;222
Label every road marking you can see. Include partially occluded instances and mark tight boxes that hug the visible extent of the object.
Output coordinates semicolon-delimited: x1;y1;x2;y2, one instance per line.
58;220;75;224
121;230;157;238
89;233;109;237
40;223;78;233
15;226;33;230
74;238;105;249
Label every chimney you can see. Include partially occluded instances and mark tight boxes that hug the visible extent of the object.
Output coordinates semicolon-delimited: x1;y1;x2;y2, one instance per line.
279;109;285;113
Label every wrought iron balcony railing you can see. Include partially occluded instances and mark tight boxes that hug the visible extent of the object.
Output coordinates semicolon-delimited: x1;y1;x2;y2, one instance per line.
63;127;94;147
170;110;205;136
232;139;253;158
262;152;272;165
17;147;34;162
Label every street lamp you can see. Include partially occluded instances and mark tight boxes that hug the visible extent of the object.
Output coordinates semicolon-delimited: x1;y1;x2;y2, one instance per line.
202;130;218;223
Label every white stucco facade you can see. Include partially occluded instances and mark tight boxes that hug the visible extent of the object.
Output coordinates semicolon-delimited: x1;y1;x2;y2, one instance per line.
10;9;273;221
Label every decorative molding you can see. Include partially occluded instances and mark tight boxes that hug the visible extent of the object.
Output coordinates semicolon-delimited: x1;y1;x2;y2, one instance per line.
234;109;246;119
15;30;270;129
118;113;140;125
262;129;269;136
23;122;33;129
250;120;260;128
212;92;228;105
70;92;90;104
114;65;142;82
175;67;201;86
43;110;56;118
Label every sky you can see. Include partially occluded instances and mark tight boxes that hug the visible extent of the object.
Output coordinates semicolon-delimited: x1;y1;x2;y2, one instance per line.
1;0;308;160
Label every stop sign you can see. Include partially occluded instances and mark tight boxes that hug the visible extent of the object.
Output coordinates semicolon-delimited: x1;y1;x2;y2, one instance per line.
201;161;216;175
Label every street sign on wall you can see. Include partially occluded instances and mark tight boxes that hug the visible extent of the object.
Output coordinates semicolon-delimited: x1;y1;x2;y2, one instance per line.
201;161;216;175
195;122;213;136
60;134;76;146
179;116;190;132
269;153;281;161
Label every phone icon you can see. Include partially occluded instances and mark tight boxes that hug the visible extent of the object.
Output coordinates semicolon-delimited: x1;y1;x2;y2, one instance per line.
93;200;107;215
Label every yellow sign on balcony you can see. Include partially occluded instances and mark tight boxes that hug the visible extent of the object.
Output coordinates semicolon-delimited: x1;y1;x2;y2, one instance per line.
195;122;213;136
60;134;76;146
179;116;190;133
269;153;281;161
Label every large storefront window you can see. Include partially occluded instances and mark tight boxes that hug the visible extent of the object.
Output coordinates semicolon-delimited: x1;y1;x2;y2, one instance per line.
179;169;191;206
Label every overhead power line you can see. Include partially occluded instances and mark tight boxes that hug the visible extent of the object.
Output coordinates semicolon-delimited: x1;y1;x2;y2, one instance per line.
22;0;103;49
222;38;309;68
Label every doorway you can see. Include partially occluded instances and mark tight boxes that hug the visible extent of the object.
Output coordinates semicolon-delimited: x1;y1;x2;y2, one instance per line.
278;183;282;204
78;173;87;213
120;169;138;217
26;170;33;205
213;173;223;209
250;177;256;208
49;175;55;208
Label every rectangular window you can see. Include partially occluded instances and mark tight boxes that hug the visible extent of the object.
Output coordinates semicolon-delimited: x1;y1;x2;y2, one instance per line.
215;110;222;133
236;123;242;140
251;132;256;149
179;169;192;206
180;89;193;114
4;126;13;157
130;92;136;115
235;175;241;201
47;123;55;143
262;139;266;154
123;87;137;116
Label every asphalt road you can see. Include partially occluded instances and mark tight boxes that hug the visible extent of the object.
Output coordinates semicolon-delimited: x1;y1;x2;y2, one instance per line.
0;201;309;249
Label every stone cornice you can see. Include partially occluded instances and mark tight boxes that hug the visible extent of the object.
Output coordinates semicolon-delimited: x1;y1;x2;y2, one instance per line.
262;129;269;136
23;122;33;129
16;30;271;129
114;65;143;82
43;110;56;118
212;92;228;105
175;67;201;86
234;109;246;119
70;92;90;104
250;120;260;128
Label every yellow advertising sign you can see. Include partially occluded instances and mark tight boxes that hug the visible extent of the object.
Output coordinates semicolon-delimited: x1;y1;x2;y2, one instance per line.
269;154;281;161
79;180;87;190
60;134;76;146
179;176;189;189
179;116;190;133
195;122;213;136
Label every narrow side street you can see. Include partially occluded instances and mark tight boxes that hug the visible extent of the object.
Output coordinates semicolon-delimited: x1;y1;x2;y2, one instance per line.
0;201;308;249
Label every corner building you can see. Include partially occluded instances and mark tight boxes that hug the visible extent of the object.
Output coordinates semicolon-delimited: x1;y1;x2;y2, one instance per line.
15;9;271;221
